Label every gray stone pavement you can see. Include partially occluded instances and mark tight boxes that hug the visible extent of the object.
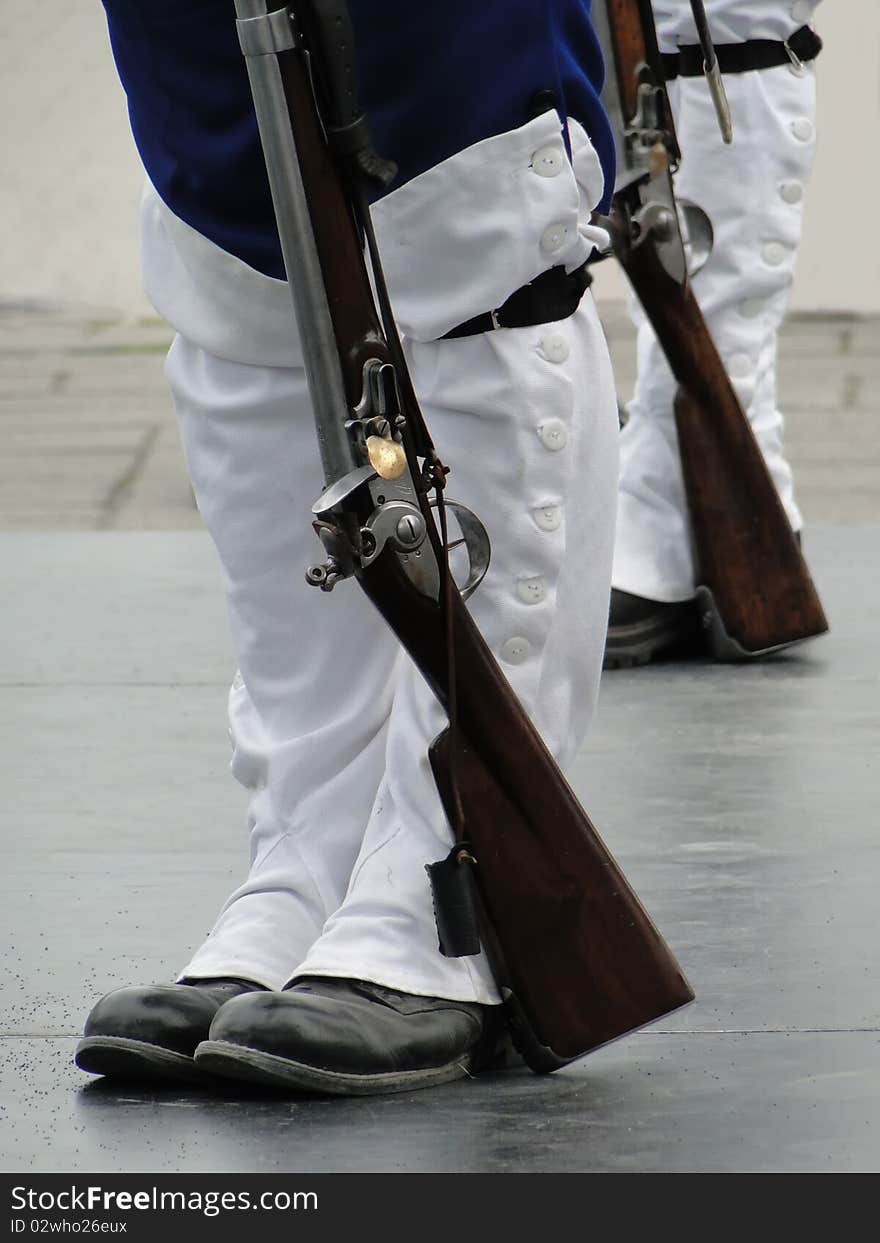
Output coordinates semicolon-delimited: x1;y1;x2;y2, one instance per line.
1;301;877;531
1;303;878;1173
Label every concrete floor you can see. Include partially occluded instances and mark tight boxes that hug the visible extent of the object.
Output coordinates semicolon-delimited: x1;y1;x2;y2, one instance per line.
1;305;878;1173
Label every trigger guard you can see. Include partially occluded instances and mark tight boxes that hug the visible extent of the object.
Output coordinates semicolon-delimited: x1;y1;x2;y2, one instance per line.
431;499;492;601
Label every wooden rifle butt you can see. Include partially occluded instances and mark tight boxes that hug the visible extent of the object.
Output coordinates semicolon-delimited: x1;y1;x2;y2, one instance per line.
429;728;694;1069
357;549;693;1067
618;233;829;657
674;386;828;656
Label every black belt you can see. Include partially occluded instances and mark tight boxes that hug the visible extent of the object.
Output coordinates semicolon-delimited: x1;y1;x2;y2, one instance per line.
442;262;592;340
662;24;822;81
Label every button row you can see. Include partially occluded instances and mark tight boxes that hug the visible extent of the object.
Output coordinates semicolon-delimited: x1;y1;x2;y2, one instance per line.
500;262;572;664
754;123;809;293
501;503;563;662
534;142;569;256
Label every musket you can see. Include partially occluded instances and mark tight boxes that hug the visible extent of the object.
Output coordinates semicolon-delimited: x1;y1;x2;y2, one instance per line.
233;0;693;1071
592;0;829;659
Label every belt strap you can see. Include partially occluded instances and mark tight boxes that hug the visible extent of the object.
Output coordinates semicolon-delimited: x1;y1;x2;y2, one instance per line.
442;262;592;340
662;24;822;80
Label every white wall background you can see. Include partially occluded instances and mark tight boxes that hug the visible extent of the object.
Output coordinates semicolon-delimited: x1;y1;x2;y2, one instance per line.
792;0;880;313
1;0;877;319
1;2;153;318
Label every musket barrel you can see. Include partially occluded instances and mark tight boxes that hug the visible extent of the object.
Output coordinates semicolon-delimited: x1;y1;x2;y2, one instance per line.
235;0;356;488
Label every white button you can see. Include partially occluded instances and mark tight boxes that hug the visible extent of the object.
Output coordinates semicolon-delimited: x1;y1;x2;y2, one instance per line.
790;117;814;142
780;180;804;205
537;419;569;451
732;376;756;404
791;1;812;21
762;241;787;267
501;636;532;665
540;222;570;255
533;504;562;532
516;575;547;606
539;332;570;364
727;353;753;380
532;144;566;178
739;298;764;319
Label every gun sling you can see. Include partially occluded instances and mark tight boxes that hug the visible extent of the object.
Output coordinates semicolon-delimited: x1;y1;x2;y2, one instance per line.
663;24;822;80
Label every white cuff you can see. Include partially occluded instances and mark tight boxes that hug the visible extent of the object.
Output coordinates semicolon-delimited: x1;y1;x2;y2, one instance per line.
140;178;304;369
371;111;608;341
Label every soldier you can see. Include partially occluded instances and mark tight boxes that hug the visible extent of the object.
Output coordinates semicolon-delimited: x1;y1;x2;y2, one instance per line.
76;1;621;1096
606;0;823;666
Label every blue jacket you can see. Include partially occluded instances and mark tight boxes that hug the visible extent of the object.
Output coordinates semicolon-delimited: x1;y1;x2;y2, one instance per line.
102;2;615;279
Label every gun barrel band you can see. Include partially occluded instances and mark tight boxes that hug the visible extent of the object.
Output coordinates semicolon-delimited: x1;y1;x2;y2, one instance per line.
237;7;298;58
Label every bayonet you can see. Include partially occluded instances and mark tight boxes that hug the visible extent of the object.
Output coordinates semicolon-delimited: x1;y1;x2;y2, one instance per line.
689;0;734;143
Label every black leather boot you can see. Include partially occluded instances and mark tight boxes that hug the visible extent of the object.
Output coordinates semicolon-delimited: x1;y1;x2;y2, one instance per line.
603;588;701;669
194;976;506;1096
75;977;264;1084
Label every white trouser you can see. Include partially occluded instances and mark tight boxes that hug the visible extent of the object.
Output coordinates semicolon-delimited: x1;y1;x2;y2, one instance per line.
140;113;619;1003
612;0;821;602
652;0;820;45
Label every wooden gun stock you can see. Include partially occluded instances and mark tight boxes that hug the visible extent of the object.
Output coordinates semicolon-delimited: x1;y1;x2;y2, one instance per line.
359;551;694;1067
613;215;829;658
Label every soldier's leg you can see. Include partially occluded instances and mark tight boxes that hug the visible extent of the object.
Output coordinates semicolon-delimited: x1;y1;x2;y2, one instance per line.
169;343;404;990
77;341;402;1082
76;197;403;1084
607;0;820;663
